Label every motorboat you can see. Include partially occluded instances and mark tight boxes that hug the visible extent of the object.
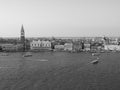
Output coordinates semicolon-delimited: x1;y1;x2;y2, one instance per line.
91;57;99;64
23;52;32;57
91;60;99;64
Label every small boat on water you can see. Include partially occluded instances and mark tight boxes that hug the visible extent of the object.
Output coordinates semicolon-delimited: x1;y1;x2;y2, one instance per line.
91;57;99;64
91;60;99;64
23;52;32;57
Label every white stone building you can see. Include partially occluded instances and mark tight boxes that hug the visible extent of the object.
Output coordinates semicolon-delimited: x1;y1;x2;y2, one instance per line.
104;45;120;51
64;43;73;51
84;43;90;51
30;40;51;51
55;45;64;51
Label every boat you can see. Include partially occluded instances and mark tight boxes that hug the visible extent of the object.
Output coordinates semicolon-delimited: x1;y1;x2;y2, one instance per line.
23;52;32;57
91;60;99;64
91;57;99;64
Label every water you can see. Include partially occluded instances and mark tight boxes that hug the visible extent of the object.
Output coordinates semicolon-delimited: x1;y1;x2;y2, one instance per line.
0;52;120;90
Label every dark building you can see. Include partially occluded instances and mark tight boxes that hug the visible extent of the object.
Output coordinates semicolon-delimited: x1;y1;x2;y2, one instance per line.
20;25;25;51
0;46;2;51
81;41;84;50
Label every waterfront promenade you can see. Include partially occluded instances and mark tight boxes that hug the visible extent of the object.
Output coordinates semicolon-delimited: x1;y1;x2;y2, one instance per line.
0;52;120;90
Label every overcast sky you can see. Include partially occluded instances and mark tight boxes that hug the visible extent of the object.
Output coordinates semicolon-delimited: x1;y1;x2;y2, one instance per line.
0;0;120;37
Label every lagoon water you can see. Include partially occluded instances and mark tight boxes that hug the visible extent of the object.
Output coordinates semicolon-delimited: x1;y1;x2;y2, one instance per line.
0;52;120;90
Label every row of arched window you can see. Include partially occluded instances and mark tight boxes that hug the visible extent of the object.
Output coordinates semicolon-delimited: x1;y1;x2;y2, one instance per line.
31;43;51;47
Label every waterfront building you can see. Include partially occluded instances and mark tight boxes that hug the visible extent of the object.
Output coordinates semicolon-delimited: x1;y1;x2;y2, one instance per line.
64;43;73;51
30;40;51;51
104;45;120;51
109;38;118;45
103;37;119;51
54;45;64;51
84;43;90;51
0;44;23;51
90;42;104;51
81;41;84;50
72;42;82;52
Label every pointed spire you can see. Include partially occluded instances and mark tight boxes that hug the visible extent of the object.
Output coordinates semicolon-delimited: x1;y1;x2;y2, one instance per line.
20;24;25;51
21;24;24;32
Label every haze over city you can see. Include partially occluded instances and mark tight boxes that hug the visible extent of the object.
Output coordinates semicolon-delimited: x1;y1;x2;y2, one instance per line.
0;0;120;37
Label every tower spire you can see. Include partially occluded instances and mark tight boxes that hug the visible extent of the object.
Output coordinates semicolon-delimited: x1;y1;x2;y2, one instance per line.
21;24;24;36
20;24;25;51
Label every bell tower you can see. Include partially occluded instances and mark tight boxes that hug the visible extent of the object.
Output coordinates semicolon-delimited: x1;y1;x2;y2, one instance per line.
20;25;25;51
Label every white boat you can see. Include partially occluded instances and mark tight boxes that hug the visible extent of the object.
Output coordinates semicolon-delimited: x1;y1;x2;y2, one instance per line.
23;52;32;57
91;60;99;64
91;57;99;64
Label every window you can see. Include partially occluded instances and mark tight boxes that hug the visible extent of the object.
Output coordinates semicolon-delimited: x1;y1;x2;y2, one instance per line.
42;44;44;47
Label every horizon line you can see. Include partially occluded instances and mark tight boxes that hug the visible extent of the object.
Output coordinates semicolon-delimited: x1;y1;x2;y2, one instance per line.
0;36;120;39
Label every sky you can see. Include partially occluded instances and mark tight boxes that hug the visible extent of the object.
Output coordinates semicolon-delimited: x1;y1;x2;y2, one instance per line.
0;0;120;37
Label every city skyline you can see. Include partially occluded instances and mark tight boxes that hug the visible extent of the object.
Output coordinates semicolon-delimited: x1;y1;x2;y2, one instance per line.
0;0;120;37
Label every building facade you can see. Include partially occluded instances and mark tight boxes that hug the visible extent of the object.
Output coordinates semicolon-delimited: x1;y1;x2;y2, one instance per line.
64;43;73;51
0;44;23;51
84;43;90;51
54;45;64;51
72;42;82;52
104;45;120;51
30;40;51;51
